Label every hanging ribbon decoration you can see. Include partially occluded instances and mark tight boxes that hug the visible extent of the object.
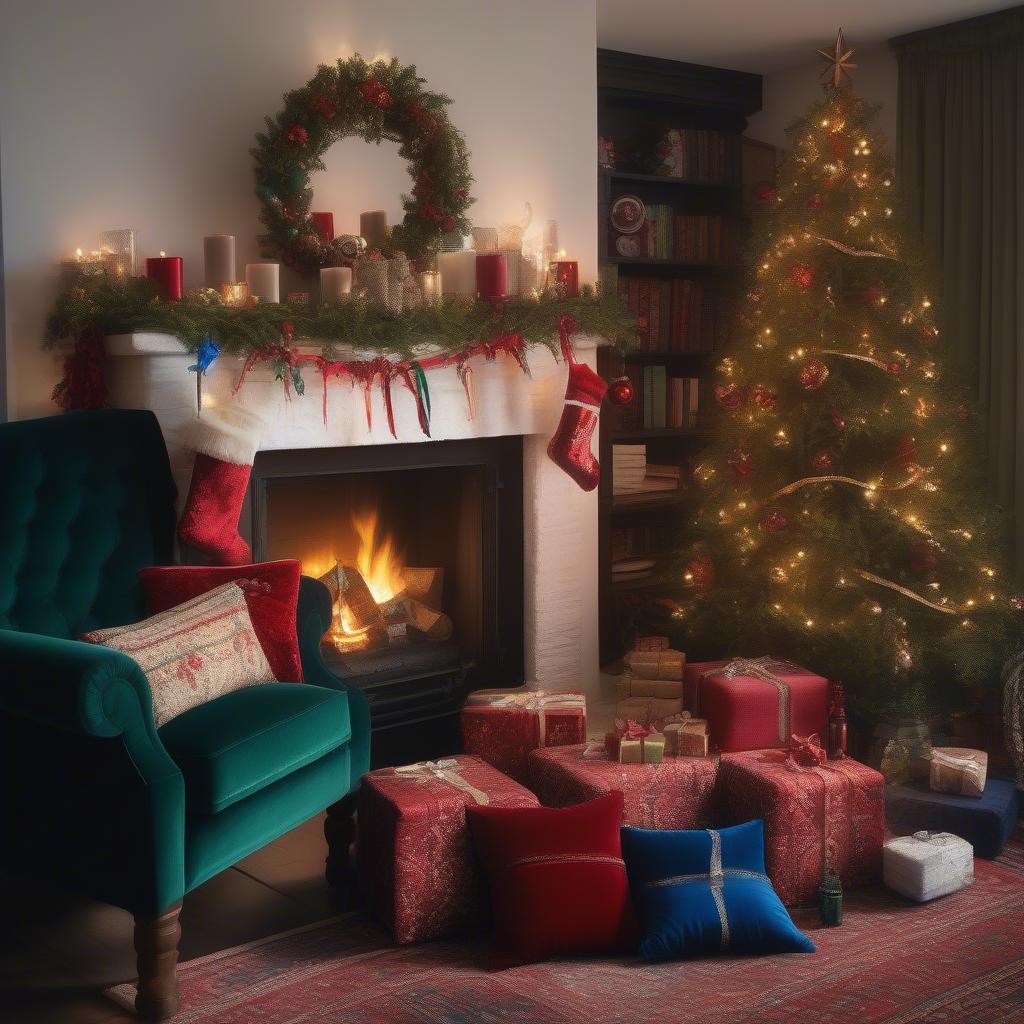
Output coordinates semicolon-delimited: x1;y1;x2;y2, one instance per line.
768;465;928;502
807;233;898;260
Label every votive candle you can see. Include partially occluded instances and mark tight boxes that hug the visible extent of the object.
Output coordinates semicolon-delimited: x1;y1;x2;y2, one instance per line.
219;282;249;307
145;253;184;301
476;252;508;301
438;250;476;297
203;234;235;289
551;259;579;298
245;262;280;304
311;212;335;245
320;266;353;304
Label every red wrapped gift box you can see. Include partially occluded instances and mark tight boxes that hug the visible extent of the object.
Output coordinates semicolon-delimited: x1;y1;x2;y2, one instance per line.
357;755;539;944
718;748;885;906
461;688;587;782
683;657;829;753
527;743;719;829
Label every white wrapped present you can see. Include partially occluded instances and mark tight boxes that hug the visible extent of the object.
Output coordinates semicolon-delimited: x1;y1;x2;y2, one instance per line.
883;831;974;902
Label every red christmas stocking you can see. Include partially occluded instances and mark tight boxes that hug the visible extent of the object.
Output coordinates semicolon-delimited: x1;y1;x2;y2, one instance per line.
177;406;264;565
547;357;608;491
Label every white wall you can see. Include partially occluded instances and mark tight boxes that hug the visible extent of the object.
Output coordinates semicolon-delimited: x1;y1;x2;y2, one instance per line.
0;0;598;419
747;45;898;153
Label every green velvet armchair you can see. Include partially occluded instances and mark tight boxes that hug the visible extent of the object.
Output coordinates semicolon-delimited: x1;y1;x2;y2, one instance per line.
0;409;370;1019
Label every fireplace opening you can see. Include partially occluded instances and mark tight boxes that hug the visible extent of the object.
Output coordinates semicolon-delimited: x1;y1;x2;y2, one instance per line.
249;437;524;766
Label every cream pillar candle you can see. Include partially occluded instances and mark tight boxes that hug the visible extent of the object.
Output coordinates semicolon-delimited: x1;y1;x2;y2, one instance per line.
320;266;353;303
245;262;280;304
360;210;389;252
438;251;476;297
203;234;235;289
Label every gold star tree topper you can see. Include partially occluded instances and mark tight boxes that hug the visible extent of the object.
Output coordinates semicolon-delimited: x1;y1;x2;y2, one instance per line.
818;28;857;87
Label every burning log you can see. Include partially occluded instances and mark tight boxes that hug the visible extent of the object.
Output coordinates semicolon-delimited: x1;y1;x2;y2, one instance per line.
409;599;453;641
318;564;384;634
402;567;444;609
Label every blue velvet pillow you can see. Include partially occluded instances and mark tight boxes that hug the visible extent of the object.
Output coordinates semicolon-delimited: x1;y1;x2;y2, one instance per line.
621;819;815;960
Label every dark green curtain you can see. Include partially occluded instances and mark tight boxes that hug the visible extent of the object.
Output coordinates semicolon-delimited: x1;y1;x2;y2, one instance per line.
894;7;1024;580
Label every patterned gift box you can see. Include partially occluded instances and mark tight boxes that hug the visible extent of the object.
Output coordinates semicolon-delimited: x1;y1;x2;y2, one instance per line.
883;831;974;902
930;747;988;798
460;688;586;783
527;742;719;829
683;657;829;753
357;755;539;944
718;748;885;907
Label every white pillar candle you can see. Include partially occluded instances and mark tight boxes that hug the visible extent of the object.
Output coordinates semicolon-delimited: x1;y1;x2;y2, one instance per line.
320;266;352;304
245;262;280;304
438;251;476;297
418;270;442;305
204;235;236;289
360;210;389;252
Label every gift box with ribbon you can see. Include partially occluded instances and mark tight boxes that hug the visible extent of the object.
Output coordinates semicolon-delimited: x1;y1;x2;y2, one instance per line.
605;719;665;764
929;746;988;798
662;714;710;757
718;748;885;907
460;687;587;783
528;742;719;829
357;754;539;944
883;831;974;902
683;657;829;754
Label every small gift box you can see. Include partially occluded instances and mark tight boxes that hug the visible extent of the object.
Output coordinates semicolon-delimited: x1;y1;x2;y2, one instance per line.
627;648;685;680
622;675;683;700
883;831;974;902
635;636;670;652
663;716;710;757
461;687;587;783
615;695;684;724
606;720;665;764
930;747;988;798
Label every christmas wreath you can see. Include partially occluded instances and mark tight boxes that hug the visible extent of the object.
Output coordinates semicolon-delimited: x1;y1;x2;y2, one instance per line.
253;54;474;274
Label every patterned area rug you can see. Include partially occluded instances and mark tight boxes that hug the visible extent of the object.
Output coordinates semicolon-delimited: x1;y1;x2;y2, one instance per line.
112;828;1024;1023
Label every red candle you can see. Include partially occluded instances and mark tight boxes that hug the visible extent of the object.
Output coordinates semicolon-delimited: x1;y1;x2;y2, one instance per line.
476;252;508;301
145;255;183;301
311;211;334;245
552;260;579;298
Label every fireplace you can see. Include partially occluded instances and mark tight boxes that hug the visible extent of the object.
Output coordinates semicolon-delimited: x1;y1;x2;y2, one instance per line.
248;436;525;766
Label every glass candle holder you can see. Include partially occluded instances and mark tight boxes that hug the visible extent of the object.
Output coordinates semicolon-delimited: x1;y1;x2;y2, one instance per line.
219;281;249;307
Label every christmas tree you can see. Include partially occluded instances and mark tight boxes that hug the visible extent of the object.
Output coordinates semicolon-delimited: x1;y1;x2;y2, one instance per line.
673;40;1021;720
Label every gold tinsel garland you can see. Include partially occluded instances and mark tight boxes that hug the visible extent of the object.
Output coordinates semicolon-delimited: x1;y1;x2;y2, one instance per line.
769;466;926;501
856;570;960;616
808;233;897;260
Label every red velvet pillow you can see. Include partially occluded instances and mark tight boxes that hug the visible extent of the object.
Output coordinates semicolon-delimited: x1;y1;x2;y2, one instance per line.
467;792;638;968
139;561;303;682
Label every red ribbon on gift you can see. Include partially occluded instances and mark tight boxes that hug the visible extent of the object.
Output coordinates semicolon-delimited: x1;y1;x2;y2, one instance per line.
787;733;828;770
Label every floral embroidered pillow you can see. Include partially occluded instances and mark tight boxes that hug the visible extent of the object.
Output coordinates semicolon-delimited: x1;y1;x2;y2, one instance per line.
83;582;277;728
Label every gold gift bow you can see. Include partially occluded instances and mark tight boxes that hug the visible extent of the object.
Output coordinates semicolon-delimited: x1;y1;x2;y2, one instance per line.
465;690;586;748
697;657;799;745
391;759;491;805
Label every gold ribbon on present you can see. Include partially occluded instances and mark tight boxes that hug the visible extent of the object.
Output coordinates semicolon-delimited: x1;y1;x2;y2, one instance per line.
465;689;586;748
697;657;799;745
390;759;491;805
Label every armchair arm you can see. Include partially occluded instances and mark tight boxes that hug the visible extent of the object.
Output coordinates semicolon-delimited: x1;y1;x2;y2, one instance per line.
296;577;372;782
0;628;159;738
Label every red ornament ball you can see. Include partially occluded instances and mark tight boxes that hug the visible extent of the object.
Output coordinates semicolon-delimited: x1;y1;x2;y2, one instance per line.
789;263;816;290
886;361;903;377
752;181;779;205
810;450;835;473
751;384;778;411
894;435;919;468
285;124;309;145
759;509;789;533
831;408;848;431
714;383;744;409
607;376;635;407
807;193;823;211
360;79;393;108
827;131;850;158
909;542;938;575
1011;595;1024;612
727;447;755;480
861;282;885;305
685;556;716;593
799;359;830;391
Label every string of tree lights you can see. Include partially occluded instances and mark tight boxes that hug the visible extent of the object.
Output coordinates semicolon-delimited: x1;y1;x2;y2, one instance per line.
669;71;1021;720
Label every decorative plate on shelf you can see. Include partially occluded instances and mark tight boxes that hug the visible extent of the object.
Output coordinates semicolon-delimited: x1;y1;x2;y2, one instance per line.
614;234;643;258
610;195;646;234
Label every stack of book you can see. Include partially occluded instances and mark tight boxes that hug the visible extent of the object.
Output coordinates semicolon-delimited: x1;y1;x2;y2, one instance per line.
612;445;647;495
616;276;716;351
613;456;681;507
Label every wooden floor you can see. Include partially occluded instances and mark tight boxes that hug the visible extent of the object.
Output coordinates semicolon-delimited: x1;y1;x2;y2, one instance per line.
0;813;341;1024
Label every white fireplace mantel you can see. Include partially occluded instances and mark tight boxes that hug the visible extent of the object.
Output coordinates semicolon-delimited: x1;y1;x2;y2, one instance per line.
104;332;602;702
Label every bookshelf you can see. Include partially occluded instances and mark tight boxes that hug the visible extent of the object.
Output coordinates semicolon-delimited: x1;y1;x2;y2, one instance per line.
597;49;762;664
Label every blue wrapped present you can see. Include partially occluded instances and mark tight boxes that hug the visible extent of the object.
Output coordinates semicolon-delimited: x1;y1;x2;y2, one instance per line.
885;777;1020;859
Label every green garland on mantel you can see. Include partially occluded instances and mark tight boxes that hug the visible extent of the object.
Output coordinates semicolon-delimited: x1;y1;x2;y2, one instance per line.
45;275;635;362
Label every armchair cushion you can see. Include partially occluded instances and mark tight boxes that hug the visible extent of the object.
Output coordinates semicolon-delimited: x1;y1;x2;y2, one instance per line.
159;682;351;814
140;560;303;683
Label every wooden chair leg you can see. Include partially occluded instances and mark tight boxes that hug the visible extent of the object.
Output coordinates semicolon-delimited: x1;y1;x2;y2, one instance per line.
133;903;182;1020
324;794;357;888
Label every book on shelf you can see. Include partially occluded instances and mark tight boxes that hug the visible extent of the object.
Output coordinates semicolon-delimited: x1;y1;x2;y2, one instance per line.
673;214;734;262
649;128;736;182
611;523;673;562
612;443;647;493
618;276;717;352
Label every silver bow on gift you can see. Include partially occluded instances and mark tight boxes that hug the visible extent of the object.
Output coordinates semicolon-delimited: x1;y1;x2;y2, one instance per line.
697;657;799;744
391;758;491;805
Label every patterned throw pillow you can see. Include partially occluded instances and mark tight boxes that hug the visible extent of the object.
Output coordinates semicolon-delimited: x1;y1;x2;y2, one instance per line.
621;819;815;961
83;582;277;728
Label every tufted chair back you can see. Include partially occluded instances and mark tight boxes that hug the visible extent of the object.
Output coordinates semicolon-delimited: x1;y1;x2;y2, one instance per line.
0;410;177;638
